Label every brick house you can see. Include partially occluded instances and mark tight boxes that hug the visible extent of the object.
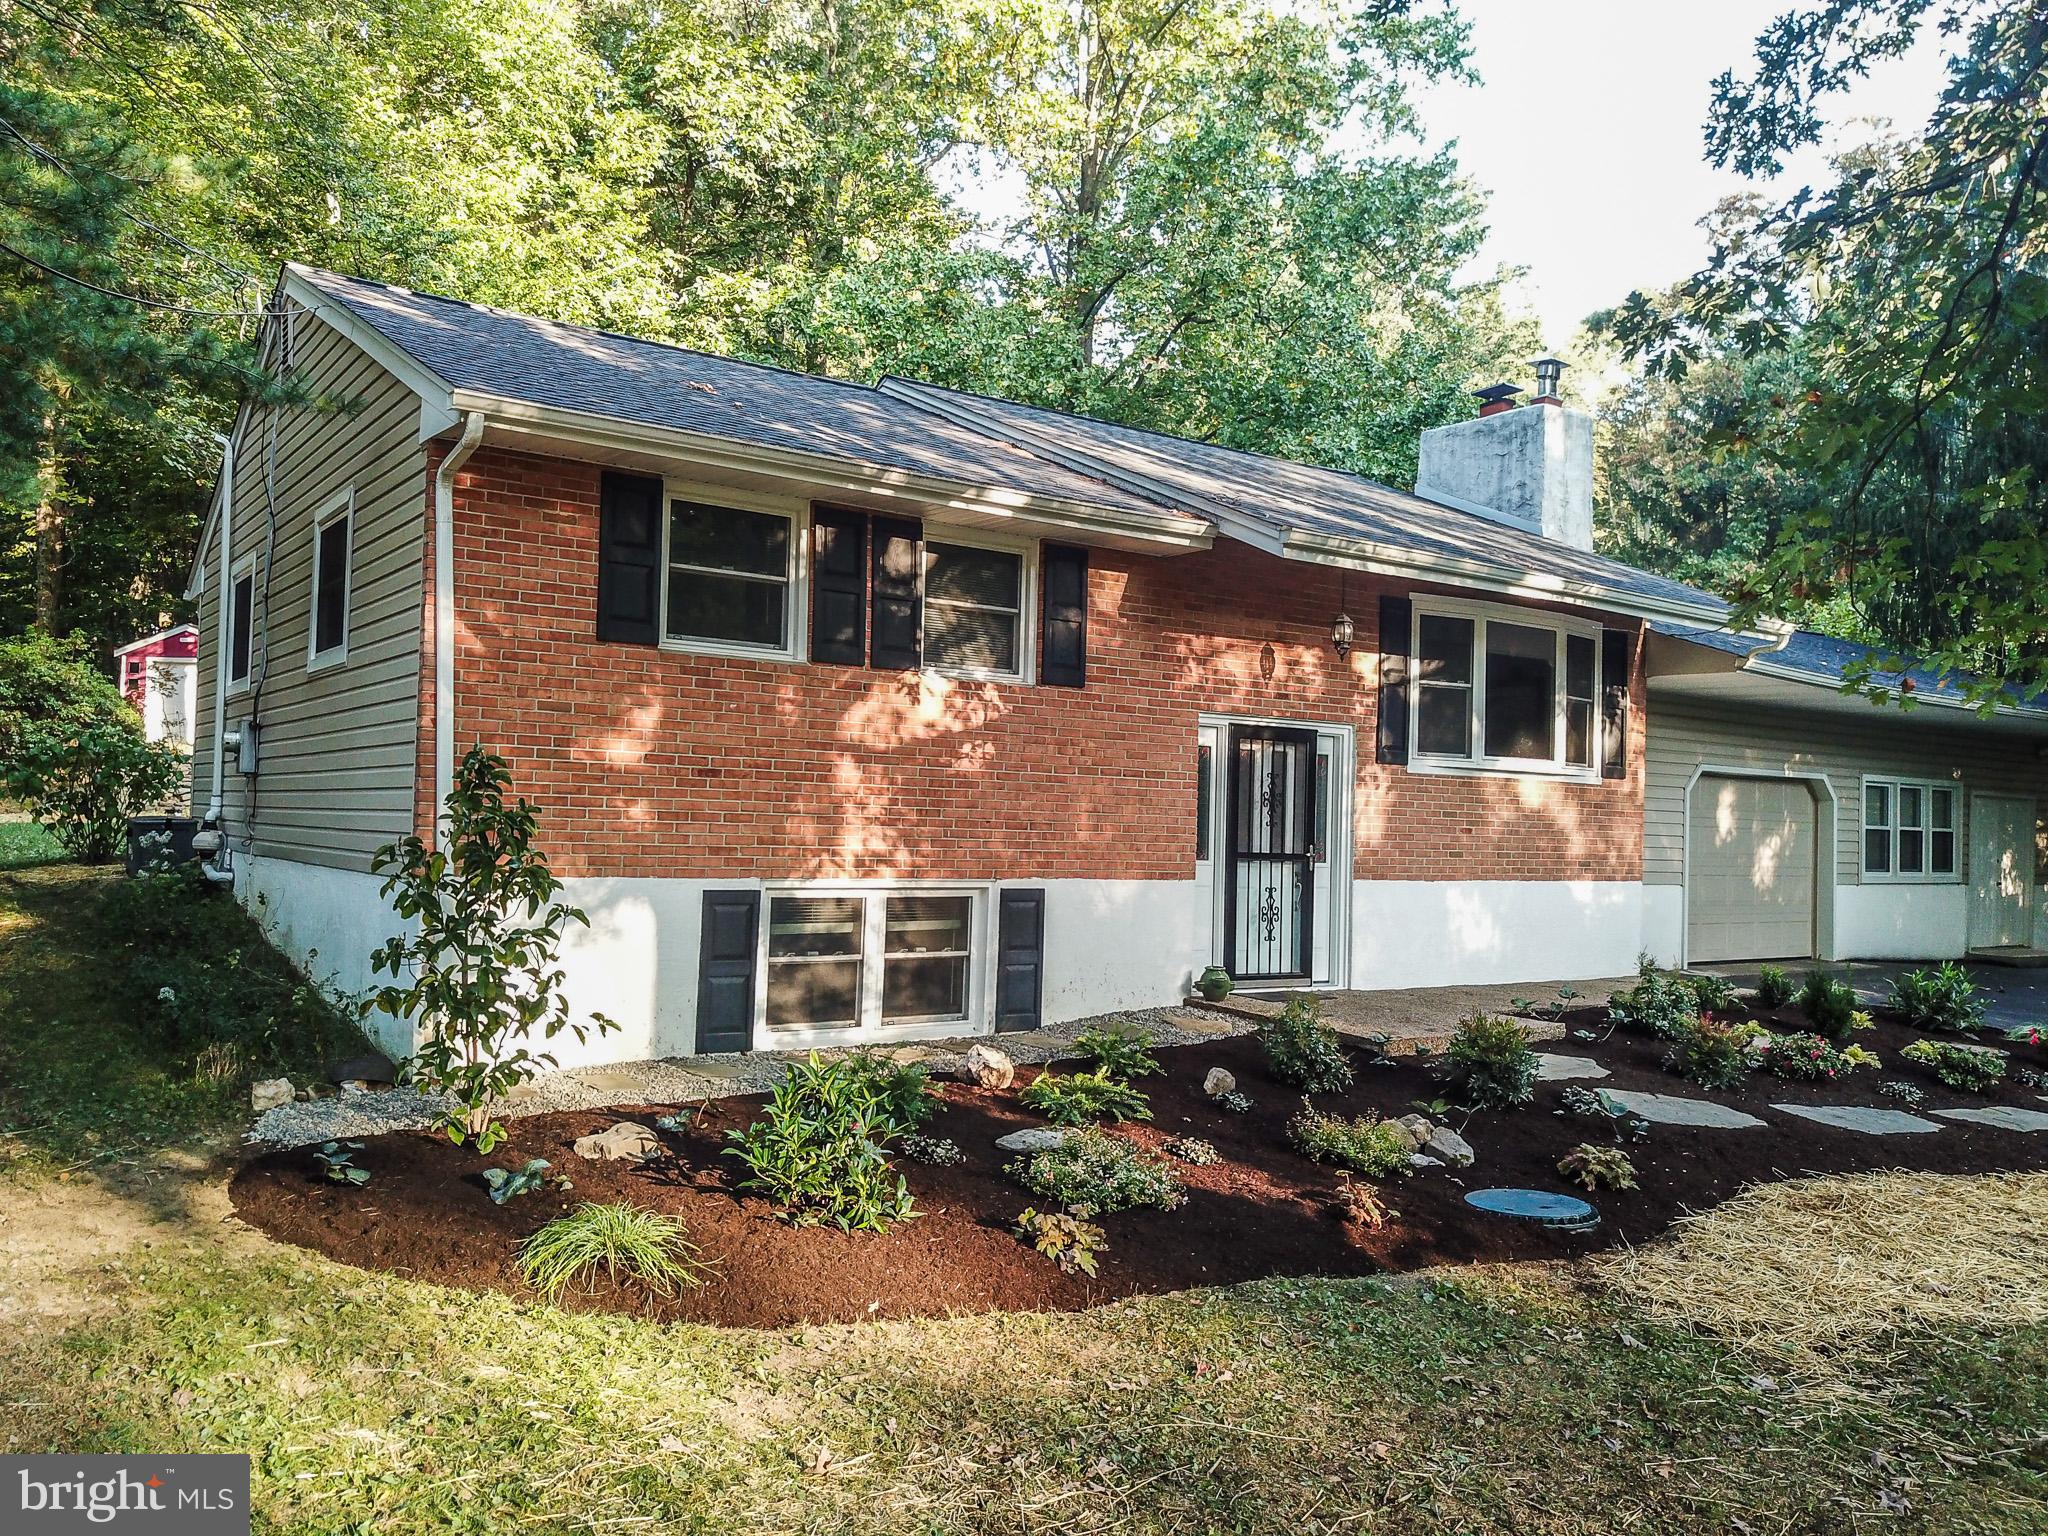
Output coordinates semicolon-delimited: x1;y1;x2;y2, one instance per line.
186;267;2048;1066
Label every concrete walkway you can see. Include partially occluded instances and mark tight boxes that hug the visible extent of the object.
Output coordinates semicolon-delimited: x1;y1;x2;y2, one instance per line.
1694;960;2048;1035
1229;974;1632;1051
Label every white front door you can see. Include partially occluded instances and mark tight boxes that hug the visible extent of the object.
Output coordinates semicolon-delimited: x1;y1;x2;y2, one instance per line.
1968;793;2034;948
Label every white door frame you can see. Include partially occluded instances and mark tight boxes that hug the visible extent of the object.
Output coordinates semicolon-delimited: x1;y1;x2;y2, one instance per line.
1680;764;1836;968
1967;791;2035;949
1198;712;1354;989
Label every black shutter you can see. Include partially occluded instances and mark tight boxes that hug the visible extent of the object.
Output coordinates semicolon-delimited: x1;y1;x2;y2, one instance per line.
1376;593;1412;764
870;515;923;670
1601;627;1631;781
596;471;663;646
695;890;759;1054
1040;544;1089;687
994;888;1045;1033
810;506;867;665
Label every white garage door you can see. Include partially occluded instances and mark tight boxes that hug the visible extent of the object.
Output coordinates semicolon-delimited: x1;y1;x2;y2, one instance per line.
1688;775;1817;963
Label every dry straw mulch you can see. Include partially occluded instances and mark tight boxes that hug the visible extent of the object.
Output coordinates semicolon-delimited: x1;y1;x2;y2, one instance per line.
1594;1170;2048;1357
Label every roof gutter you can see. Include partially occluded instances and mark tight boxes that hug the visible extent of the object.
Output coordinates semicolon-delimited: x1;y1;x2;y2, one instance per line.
433;411;486;843
446;390;1213;552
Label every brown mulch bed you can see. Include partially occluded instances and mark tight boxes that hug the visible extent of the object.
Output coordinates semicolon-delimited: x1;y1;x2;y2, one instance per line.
230;1011;2048;1330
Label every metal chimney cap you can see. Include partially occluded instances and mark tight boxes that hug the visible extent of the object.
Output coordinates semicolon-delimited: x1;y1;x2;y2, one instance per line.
1473;382;1522;416
1531;357;1566;401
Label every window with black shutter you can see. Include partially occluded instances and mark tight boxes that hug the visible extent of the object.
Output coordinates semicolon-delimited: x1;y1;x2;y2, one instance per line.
595;471;663;646
809;506;867;665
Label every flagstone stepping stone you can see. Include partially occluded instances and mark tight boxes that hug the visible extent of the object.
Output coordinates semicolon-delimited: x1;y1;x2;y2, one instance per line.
1933;1105;2048;1132
1535;1053;1609;1082
1601;1089;1766;1129
679;1057;752;1081
1772;1103;1942;1135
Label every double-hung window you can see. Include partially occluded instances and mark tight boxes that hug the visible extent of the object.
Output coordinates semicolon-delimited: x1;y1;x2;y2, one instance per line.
227;557;256;692
763;890;980;1042
1411;600;1602;775
924;540;1025;678
1864;777;1958;880
665;497;796;653
308;490;352;667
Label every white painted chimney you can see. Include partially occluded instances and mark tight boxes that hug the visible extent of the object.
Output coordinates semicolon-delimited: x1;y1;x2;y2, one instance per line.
1415;361;1594;551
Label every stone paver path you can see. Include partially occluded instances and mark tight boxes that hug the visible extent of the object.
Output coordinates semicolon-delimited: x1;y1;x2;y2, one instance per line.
1933;1105;2048;1132
1602;1090;1766;1129
1773;1103;1942;1135
1534;1053;1609;1082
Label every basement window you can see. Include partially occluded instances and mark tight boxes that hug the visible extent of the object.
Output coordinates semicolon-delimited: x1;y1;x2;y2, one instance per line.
1410;597;1603;777
762;889;984;1044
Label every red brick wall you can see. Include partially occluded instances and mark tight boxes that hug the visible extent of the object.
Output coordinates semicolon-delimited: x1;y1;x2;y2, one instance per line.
425;446;1646;883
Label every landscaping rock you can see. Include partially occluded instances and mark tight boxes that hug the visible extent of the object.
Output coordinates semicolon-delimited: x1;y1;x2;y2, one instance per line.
1408;1153;1444;1169
1534;1053;1610;1082
995;1126;1069;1154
1202;1067;1237;1098
250;1078;294;1112
1423;1126;1475;1168
1395;1113;1434;1143
1773;1103;1941;1135
1933;1105;2048;1132
327;1052;397;1087
1602;1089;1766;1130
572;1121;664;1162
963;1043;1016;1090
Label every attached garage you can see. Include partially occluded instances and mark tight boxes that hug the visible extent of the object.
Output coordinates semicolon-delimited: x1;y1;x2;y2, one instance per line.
1686;774;1818;963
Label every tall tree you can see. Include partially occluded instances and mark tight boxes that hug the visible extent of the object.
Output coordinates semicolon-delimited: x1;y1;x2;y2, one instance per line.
1611;1;2048;706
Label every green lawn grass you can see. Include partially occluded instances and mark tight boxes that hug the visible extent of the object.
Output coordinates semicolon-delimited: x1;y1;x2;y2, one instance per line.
1;867;2045;1532
0;817;64;869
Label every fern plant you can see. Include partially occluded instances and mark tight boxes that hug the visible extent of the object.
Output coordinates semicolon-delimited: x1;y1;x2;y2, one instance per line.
1071;1022;1161;1080
1019;1067;1152;1125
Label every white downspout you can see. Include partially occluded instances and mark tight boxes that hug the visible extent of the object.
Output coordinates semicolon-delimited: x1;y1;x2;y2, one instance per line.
207;430;234;822
433;412;486;843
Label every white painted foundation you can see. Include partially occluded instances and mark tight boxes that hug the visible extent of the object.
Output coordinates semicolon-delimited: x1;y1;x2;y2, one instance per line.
238;854;414;1059
1348;879;1645;989
1640;885;1684;969
1832;883;1970;961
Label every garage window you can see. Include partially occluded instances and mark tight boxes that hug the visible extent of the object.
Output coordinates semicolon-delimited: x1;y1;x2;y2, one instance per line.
1863;777;1958;881
1410;599;1602;776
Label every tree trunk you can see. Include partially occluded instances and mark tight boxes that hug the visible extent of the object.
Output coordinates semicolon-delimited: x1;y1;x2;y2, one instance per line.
32;420;66;635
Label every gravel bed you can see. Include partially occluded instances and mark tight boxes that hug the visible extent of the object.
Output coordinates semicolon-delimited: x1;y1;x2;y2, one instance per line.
248;1005;1250;1149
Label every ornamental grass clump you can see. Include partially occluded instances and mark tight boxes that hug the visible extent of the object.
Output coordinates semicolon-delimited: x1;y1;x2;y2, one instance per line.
1902;1038;2008;1093
1019;1067;1152;1125
1891;962;1986;1034
724;1053;921;1232
1006;1128;1184;1217
1442;1012;1537;1110
516;1203;708;1301
1287;1102;1412;1178
1256;995;1354;1092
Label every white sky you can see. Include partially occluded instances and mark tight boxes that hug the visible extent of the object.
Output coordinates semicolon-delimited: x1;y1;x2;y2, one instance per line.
1412;0;1952;349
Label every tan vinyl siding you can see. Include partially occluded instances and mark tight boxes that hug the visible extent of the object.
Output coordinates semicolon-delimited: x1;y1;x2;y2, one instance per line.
191;310;427;871
1645;693;2044;888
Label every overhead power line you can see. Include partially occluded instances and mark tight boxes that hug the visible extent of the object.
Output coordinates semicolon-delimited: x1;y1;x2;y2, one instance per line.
0;237;276;317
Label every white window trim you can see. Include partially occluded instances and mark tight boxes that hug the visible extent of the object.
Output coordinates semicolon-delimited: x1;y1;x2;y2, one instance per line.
1407;593;1603;782
657;478;809;662
1862;774;1962;883
306;487;354;672
753;880;995;1052
921;529;1037;685
225;552;257;698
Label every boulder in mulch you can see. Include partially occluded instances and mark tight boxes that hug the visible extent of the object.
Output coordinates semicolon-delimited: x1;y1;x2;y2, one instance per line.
1203;1067;1237;1098
1424;1126;1475;1168
962;1043;1016;1090
995;1126;1069;1154
572;1122;664;1162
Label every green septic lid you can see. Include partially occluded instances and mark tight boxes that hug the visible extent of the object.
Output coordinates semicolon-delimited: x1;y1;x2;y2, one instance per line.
1463;1188;1600;1232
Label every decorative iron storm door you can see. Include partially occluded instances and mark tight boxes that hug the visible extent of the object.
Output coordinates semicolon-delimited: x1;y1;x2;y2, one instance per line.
1224;726;1317;982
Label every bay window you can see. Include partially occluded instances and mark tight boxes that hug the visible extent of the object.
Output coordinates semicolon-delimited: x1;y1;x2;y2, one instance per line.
1863;777;1958;880
1410;600;1603;775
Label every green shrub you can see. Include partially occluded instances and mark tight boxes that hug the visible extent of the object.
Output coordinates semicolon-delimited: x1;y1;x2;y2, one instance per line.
838;1050;938;1129
1890;963;1986;1034
1442;1012;1538;1110
724;1053;921;1231
1019;1067;1152;1125
1754;964;1796;1009
369;747;617;1151
1071;1022;1161;1080
312;1141;368;1187
1287;1103;1412;1177
1014;1208;1107;1275
0;631;186;862
1798;970;1860;1043
1753;1030;1857;1081
1006;1128;1185;1216
1902;1038;2008;1093
1257;995;1354;1092
517;1203;708;1301
1679;971;1739;1015
1558;1143;1637;1192
1606;960;1701;1040
1663;1017;1750;1091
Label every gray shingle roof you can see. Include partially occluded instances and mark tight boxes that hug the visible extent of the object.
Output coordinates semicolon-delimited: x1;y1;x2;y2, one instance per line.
289;267;1170;519
1650;622;2048;715
882;380;1728;615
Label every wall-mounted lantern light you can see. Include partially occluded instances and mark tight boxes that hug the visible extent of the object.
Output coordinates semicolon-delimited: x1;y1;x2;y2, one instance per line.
1331;611;1355;659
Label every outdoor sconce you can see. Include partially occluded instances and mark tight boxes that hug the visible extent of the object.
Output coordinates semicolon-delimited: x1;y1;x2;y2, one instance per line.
1330;611;1355;659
